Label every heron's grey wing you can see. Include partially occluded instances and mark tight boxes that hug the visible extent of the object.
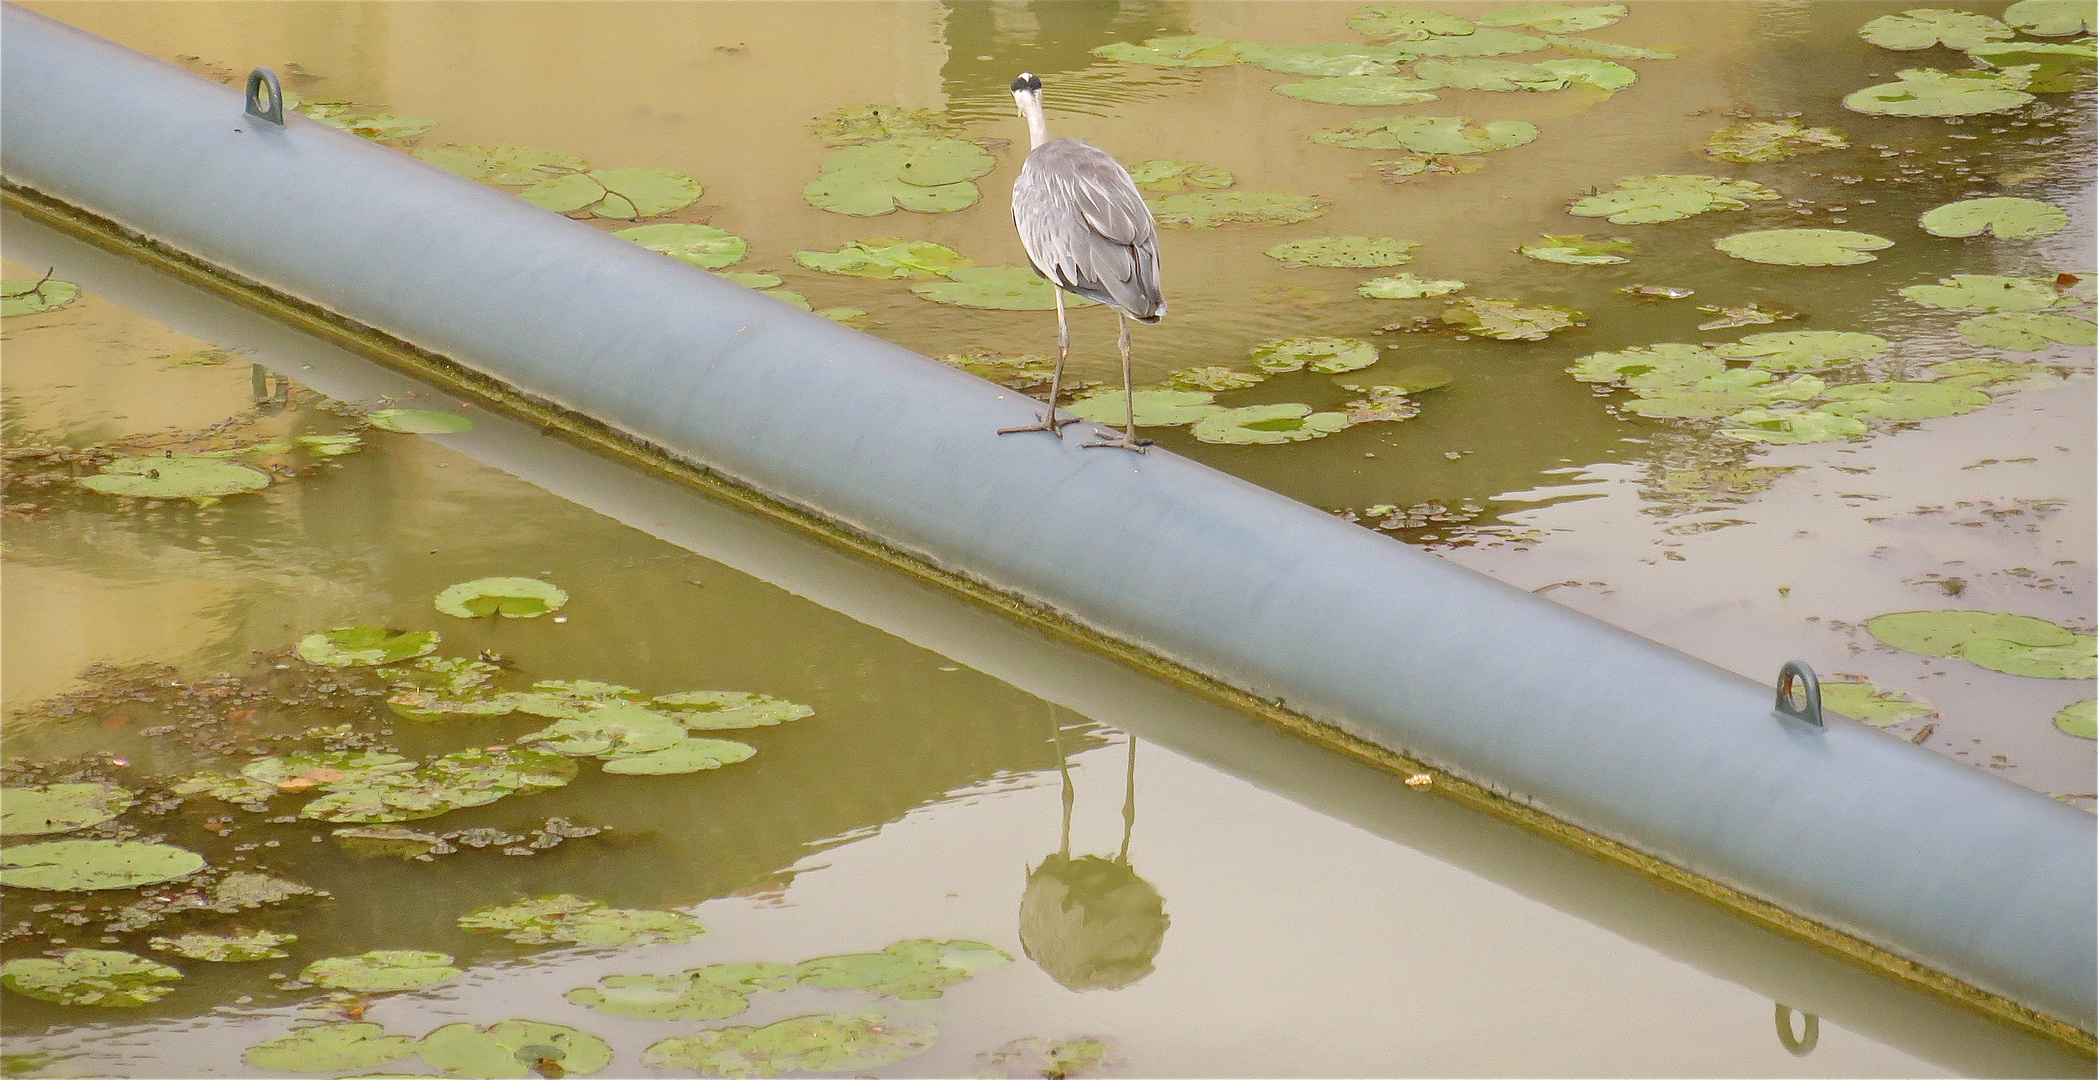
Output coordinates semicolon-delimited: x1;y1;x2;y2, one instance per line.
1015;140;1165;320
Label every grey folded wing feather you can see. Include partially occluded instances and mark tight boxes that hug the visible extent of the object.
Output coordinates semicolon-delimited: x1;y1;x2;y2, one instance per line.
1013;139;1165;321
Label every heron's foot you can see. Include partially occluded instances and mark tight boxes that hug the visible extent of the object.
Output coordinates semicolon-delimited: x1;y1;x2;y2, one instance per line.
1081;430;1151;453
997;412;1082;437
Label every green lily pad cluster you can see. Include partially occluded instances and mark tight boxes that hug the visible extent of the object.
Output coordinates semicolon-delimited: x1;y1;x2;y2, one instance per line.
791;938;1014;998
1705;118;1849;163
367;408;473;433
2;950;182;1006
1844;67;2034;116
1358;273;1467;298
1956;311;2097;350
1919;196;2069;239
147;929;296;962
2056;699;2096;739
1711;331;1889;371
0;782;135;836
1311;115;1539;155
804;137;995;216
78;455;271;505
1192;404;1352;445
243;1023;425;1072
814;103;959;146
1821;679;1939;727
1091;36;1250;67
2006;0;2096;36
1714;229;1895;266
433;577;568;619
390;673;812;734
0;840;207;892
459;894;706;947
521;707;757;776
642;1012;935;1077
1;276;81;317
177;746;577;823
1568;174;1781;223
614;223;749;269
1266;236;1419;267
1250;336;1379;373
1148;191;1332;228
1067;389;1225;427
1440;297;1584;339
1857;8;2013;51
794;238;972;279
1519;234;1632;265
571;938;1007;1029
1966;39;2096;92
1900;274;2075;312
569;962;792;1021
300;949;461;993
298;626;441;667
1273;74;1443;106
1128;160;1236;193
1867;611;2096;679
911;265;1101;310
244;1019;610;1078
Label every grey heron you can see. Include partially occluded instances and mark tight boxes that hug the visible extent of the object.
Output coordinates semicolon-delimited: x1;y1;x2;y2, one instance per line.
997;72;1165;453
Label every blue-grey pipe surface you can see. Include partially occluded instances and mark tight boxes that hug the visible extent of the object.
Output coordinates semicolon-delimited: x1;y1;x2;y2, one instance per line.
4;4;2091;1034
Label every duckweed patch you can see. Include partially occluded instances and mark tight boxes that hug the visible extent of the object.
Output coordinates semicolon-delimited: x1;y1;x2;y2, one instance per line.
458;894;705;947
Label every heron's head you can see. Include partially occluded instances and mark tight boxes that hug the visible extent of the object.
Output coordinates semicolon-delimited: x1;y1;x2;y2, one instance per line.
1010;72;1043;104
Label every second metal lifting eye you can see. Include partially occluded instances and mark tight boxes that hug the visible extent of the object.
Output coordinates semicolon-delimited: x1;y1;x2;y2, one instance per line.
245;67;284;126
1775;660;1823;728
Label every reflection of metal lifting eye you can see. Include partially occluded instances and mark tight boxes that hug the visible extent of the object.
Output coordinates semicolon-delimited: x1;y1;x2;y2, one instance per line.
1775;1003;1819;1056
1775;660;1824;727
245;67;284;126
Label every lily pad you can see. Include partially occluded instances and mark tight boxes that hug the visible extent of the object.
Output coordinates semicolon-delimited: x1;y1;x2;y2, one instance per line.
1920;356;2056;386
1341;390;1422;423
301;102;436;141
1166;366;1268;391
601;737;757;775
78;455;270;503
1713;330;1889;371
1266;236;1418;267
1347;6;1475;41
1820;680;1938;727
1520;234;1632;265
1374;363;1457;393
301;950;460;994
1844;67;2034;116
1250;337;1378;373
978;1036;1121;1079
368;409;473;434
413;145;589;185
1;783;135;836
614;224;748;270
299;747;576;824
149;929;296;962
2;277;81;317
794;239;971;279
1705;118;1849;162
1962;635;2096;678
1358;273;1466;298
1310;115;1539;153
1570;343;1725;388
518;168;703;219
717;272;784;289
1478;3;1627;33
524;706;688;757
1966;40;2096;92
1821;381;1992;420
1405;28;1550;56
911;266;1096;310
212;871;319;909
1148;191;1330;227
568;963;793;1021
298;626;441;667
1696;302;1799;330
1127;160;1235;193
1623;370;1822;419
1442;297;1583;339
786;939;1011;999
434;577;569;619
641;1013;935;1077
804;137;993;216
1919;197;2069;239
2056;699;2096;739
2004;0;2096;36
1535;57;1640;90
1542;33;1676;59
1956;311;2097;350
1857;9;2013;51
1869;610;2075;655
1091;36;1249;67
1715;229;1894;266
1067;389;1224;427
653;690;815;729
1274;75;1443;106
1192;404;1351;444
2;951;180;1007
1;840;206;891
815;104;959;146
459;894;705;947
244;1024;421;1072
1238;42;1414;76
419;1021;611;1080
296;434;362;456
1900;274;2071;312
1413;58;1571;91
1568;174;1782;224
1717;407;1868;444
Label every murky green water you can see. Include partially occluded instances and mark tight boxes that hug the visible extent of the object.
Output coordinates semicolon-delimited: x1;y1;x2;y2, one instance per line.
3;1;2094;1076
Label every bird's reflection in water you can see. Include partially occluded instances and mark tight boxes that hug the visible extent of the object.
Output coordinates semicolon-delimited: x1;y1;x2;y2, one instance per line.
1020;722;1169;991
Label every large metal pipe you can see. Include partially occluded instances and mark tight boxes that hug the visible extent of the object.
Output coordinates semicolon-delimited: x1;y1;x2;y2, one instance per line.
4;4;2091;1045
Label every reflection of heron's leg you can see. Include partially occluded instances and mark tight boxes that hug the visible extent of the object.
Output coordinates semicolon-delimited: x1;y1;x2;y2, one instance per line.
1051;715;1073;860
1117;736;1137;863
998;288;1081;436
1084;314;1151;452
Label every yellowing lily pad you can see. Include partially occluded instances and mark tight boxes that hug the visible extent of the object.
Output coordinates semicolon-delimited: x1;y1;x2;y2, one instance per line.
1266;237;1418;267
1167;366;1268;390
1273;75;1442;106
2;950;181;1007
804;137;994;216
1568;175;1782;224
815;104;959;146
78;456;270;503
794;239;972;279
1821;381;1992;420
149;929;296;962
614;224;749;269
1717;407;1868;444
2056;699;2096;739
1348;6;1475;41
1192;404;1350;444
1358;273;1466;298
1857;9;2013;51
1956;311;2097;350
458;894;705;947
1714;229;1894;266
642;1013;935;1077
1310;115;1539;153
2004;0;2095;35
1844;67;2034;116
1149;191;1331;227
298;626;440;667
1250;337;1378;373
1919;197;2069;239
1569;343;1724;388
1238;42;1414;76
1900;274;2072;312
518;168;703;220
2;277;81;317
1820;680;1938;727
368;409;473;434
1068;389;1224;427
1478;3;1628;33
1706;118;1849;163
418;1021;611;1080
1091;36;1249;67
1442;297;1583;339
434;577;569;619
1713;330;1889;371
1;840;206;891
0;783;134;836
1127;160;1235;193
301;950;460;993
244;1024;421;1072
912;266;1097;310
1520;234;1632;265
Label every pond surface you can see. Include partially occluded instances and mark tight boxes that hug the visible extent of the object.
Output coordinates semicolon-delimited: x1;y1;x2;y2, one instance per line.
3;1;2094;1076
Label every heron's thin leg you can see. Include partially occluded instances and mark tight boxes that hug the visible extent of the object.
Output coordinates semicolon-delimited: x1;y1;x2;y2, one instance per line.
1082;313;1151;452
997;288;1081;437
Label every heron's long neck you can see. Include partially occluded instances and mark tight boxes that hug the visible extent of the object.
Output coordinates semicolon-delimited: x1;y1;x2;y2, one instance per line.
1018;91;1050;150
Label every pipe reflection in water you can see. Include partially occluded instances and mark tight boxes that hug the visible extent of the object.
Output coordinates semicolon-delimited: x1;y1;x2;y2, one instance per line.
1777;1003;1821;1056
1020;717;1169;991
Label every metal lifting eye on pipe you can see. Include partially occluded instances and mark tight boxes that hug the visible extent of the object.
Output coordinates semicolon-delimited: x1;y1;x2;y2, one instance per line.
1774;1003;1820;1056
244;67;283;126
1774;660;1823;728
